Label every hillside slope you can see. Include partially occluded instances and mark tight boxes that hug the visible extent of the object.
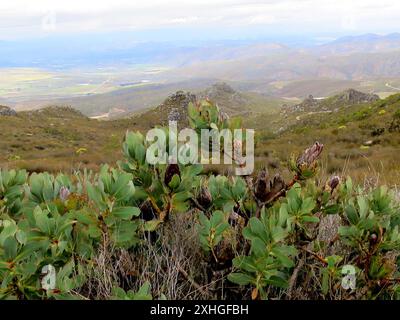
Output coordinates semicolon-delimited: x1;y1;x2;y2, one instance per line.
255;92;400;185
52;79;218;117
0;106;134;172
1;91;399;185
283;89;379;114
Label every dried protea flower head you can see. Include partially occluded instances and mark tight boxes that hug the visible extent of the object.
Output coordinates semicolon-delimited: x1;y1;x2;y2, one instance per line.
326;175;340;193
164;163;181;187
59;186;70;202
255;168;270;202
139;200;157;221
255;170;286;203
289;141;324;180
266;174;286;202
197;186;213;208
297;141;324;167
218;110;230;123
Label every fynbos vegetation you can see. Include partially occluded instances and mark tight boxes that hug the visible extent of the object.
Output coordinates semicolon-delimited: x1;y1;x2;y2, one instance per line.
1;100;399;300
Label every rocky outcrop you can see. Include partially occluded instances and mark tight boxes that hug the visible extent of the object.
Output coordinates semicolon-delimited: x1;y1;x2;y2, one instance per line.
198;82;248;114
334;89;379;104
389;118;400;133
285;89;380;114
158;91;197;126
160;83;247;124
0;105;17;116
290;95;320;112
201;82;236;97
135;82;257;128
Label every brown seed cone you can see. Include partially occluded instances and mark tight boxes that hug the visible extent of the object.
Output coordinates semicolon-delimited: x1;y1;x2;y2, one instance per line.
213;237;235;270
164;163;181;186
197;186;212;208
327;175;340;192
254;168;270;202
139;200;157;221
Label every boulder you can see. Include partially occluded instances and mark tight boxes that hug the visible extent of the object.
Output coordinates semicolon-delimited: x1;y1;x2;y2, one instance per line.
0;105;17;116
158;91;197;127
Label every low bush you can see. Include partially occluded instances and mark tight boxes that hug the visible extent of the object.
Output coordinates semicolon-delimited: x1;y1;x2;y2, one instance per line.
1;100;399;300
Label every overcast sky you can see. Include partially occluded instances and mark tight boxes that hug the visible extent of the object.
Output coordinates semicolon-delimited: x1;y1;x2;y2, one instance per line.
1;0;399;41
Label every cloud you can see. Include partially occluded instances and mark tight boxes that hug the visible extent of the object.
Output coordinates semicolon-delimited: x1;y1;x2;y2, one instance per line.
247;14;276;25
164;16;200;25
0;0;399;39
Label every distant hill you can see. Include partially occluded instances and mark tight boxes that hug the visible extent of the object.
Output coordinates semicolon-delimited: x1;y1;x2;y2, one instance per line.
254;91;400;185
130;91;196;128
0;37;289;69
52;79;218;118
2;32;398;69
168;50;400;84
316;33;400;55
285;89;379;113
161;34;400;85
26;106;87;119
198;82;254;115
130;83;284;129
51;79;285;119
262;88;383;135
319;89;379;107
0;105;130;173
198;82;283;116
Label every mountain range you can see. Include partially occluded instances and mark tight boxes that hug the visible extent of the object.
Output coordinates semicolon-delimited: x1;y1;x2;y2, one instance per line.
1;33;400;69
2;33;400;118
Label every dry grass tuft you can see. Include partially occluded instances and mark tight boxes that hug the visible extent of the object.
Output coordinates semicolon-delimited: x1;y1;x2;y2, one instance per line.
80;212;213;300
